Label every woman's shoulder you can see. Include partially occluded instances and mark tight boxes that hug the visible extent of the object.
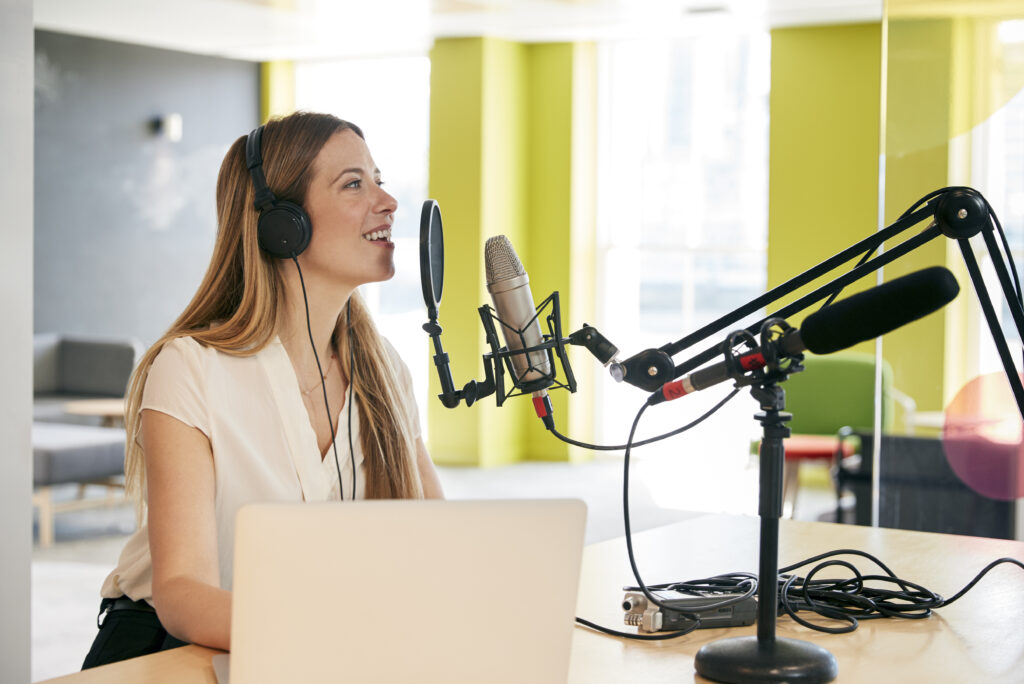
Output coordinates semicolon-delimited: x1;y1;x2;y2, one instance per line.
153;334;212;366
143;337;208;395
153;332;279;378
151;334;246;380
161;334;204;353
379;335;401;362
142;335;212;435
379;335;411;375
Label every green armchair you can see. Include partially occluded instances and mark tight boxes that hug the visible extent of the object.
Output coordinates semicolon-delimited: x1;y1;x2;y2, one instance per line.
775;350;907;517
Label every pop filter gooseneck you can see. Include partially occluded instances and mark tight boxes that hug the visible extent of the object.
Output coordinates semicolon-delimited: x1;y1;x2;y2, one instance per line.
420;200;445;321
419;200;467;408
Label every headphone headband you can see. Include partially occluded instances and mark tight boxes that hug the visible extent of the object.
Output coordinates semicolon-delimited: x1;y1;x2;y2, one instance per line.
245;126;277;213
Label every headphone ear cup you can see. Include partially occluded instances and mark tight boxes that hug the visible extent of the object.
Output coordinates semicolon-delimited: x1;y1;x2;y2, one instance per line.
257;200;313;259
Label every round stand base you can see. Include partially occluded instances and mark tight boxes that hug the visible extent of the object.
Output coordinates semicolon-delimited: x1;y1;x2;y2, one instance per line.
695;636;838;684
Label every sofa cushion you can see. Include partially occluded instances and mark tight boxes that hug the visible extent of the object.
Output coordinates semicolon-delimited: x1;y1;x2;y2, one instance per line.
32;423;126;487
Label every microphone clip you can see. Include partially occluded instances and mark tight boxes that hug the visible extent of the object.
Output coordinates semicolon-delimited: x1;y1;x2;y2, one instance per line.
757;318;804;380
478;291;578;406
726;319;804;391
422;290;578;409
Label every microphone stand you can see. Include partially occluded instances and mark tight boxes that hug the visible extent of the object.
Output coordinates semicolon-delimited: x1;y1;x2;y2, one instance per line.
679;321;838;682
695;373;838;683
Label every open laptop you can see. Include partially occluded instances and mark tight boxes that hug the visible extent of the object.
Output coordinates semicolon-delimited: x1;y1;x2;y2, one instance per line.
214;499;587;684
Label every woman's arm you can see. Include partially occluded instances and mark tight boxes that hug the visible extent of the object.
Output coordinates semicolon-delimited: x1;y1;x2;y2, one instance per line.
415;437;444;499
143;408;232;650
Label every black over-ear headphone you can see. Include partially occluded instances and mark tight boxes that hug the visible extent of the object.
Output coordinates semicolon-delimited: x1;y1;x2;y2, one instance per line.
245;125;313;259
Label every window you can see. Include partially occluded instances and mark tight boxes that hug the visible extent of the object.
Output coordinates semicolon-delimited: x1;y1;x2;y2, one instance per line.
594;30;770;511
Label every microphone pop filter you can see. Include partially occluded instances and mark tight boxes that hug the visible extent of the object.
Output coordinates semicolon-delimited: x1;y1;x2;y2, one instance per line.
419;200;445;320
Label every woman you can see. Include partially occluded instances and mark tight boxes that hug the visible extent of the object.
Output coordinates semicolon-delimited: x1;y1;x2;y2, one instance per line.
82;111;443;668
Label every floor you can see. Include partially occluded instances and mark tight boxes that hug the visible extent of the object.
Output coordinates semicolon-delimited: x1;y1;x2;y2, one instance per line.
30;454;837;683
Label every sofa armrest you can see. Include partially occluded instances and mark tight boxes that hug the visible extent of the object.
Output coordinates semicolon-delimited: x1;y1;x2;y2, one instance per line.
33;333;61;395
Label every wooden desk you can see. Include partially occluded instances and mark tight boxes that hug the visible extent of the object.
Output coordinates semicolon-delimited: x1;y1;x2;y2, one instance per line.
38;515;1024;683
572;514;1024;683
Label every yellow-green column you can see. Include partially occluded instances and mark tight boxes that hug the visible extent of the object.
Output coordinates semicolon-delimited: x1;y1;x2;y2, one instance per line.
525;42;597;463
768;23;884;336
427;38;596;466
427;38;492;466
260;61;296;121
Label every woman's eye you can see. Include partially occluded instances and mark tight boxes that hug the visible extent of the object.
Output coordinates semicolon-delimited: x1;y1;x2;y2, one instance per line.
344;179;361;189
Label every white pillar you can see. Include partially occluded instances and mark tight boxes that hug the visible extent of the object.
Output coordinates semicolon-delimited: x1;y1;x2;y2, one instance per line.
0;0;34;681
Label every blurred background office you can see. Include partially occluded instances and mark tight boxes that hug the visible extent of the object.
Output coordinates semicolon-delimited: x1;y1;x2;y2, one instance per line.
2;0;1023;681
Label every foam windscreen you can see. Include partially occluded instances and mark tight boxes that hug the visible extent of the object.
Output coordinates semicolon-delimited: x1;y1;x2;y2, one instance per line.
801;266;960;354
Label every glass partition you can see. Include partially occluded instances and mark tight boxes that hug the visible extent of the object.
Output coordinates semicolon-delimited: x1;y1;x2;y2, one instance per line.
877;0;1024;538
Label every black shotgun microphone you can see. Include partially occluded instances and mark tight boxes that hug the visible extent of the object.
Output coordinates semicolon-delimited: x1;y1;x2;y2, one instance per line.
798;265;960;353
649;266;960;404
484;236;554;390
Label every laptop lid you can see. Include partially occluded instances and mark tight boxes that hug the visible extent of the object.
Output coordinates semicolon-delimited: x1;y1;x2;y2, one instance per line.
228;499;587;684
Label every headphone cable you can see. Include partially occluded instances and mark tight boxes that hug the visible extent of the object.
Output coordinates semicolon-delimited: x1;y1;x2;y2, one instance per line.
292;255;346;500
346;300;357;498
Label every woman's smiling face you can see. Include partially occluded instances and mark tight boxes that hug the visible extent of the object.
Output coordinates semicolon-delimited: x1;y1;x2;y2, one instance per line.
300;128;399;288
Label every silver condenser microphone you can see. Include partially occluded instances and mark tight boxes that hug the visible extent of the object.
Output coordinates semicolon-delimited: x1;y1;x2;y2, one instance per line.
484;235;553;387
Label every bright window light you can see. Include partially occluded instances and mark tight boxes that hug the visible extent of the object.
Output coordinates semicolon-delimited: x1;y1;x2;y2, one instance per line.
595;30;770;514
998;19;1024;44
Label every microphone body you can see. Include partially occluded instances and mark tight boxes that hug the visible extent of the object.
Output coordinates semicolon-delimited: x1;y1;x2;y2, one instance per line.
651;266;960;404
484;236;553;389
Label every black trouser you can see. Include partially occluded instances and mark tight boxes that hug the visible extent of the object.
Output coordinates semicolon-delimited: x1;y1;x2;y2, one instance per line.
81;597;189;670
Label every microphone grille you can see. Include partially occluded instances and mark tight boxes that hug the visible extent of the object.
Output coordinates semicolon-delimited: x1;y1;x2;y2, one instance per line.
484;235;525;285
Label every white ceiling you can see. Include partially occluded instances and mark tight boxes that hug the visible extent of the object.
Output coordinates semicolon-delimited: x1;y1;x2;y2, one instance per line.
33;0;883;61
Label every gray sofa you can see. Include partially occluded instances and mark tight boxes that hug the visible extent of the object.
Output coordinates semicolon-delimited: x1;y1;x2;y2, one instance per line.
32;333;143;546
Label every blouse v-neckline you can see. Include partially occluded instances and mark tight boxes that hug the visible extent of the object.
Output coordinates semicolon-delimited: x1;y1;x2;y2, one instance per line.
260;337;357;500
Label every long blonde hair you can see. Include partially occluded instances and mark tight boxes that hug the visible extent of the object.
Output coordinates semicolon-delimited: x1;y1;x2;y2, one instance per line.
124;111;423;514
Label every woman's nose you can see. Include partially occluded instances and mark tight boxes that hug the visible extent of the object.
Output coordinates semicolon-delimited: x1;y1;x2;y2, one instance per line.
377;186;398;214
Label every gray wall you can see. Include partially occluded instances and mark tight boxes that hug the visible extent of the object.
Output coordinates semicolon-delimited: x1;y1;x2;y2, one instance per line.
1;1;33;680
34;30;260;345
